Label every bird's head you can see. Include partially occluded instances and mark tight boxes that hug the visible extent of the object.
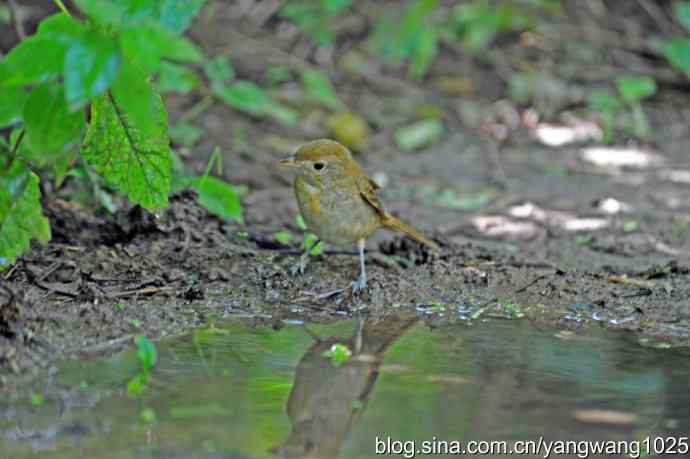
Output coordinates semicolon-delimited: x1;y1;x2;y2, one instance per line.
277;139;355;186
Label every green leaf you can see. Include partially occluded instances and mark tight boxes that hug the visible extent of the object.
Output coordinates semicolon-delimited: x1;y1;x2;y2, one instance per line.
190;176;242;221
616;76;656;103
275;230;293;245
214;80;298;125
81;91;172;211
37;12;85;43
588;89;621;113
135;335;157;371
111;60;163;139
296;215;307;230
322;343;352;367
409;28;437;79
73;0;126;29
0;87;28;127
303;233;323;256
54;147;79;187
23;84;85;162
120;25;202;74
394;119;444;151
0;159;51;269
204;57;235;87
0;37;66;87
169;121;202;146
158;0;207;35
156;61;199;93
302;69;344;111
64;30;122;107
675;2;690;31
664;37;690;78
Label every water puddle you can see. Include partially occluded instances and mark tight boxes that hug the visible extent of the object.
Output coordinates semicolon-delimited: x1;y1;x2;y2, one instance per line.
2;315;689;458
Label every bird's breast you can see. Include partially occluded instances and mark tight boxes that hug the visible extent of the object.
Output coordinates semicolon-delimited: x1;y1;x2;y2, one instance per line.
293;177;380;245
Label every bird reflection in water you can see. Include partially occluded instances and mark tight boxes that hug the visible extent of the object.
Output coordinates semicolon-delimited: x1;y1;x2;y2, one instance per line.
270;313;419;459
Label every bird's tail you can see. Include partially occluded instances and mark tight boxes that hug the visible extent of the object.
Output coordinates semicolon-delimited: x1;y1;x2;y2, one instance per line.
380;214;440;251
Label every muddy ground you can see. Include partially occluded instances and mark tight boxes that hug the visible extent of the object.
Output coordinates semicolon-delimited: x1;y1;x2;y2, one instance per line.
2;0;690;386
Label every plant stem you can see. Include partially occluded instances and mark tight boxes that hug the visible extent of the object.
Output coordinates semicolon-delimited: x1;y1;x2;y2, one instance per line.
53;0;72;17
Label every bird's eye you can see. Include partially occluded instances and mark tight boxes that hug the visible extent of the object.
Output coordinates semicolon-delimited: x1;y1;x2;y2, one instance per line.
313;162;325;171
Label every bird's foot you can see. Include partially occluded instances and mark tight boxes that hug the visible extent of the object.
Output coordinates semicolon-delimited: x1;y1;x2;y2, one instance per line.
289;257;309;276
350;273;367;295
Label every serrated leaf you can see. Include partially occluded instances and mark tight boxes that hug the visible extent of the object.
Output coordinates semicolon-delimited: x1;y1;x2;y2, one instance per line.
190;176;242;221
81;92;172;210
302;69;344;111
0;37;66;87
23;84;85;163
0;159;51;269
0;87;28;127
156;61;199;93
64;30;121;108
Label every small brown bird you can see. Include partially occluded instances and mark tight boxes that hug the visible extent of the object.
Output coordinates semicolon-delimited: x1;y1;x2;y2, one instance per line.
277;139;439;293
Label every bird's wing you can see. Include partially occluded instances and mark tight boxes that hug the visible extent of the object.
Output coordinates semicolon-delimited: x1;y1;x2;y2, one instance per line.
357;174;386;217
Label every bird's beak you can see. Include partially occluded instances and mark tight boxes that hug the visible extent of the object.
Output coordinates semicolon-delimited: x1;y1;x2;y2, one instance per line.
276;155;297;168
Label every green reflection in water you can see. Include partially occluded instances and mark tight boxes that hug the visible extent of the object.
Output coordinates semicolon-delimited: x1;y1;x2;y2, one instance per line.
1;316;688;459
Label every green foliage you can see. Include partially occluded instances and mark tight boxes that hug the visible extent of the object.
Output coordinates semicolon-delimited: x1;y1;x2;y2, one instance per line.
23;84;85;163
213;80;298;126
373;0;439;79
202;56;297;125
296;215;324;255
81;91;172;210
322;343;352;367
169;121;202;146
0;159;51;269
371;0;558;79
616;76;656;104
588;76;656;143
662;2;690;78
0;87;28;127
274;231;294;245
302;69;345;111
127;335;158;396
156;61;199;94
0;0;211;268
204;57;235;88
280;0;352;46
447;0;532;53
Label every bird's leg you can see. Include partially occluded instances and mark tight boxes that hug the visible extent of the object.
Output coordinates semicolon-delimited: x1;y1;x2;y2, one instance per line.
290;237;321;275
351;238;367;294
